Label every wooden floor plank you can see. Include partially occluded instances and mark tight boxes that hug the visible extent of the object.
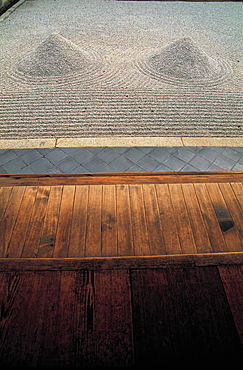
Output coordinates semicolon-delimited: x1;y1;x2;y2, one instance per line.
0;174;242;259
37;186;63;258
116;184;134;256
85;185;102;257
129;185;150;256
35;271;62;368
101;185;118;257
131;267;242;365
0;186;12;218
231;182;243;212
68;185;89;258
7;186;38;258
0;266;242;367
219;183;243;247
0;271;47;367
207;183;242;252
0;186;25;257
218;265;243;345
142;184;166;255
91;270;134;367
182;184;213;253
155;184;182;254
52;271;77;367
169;184;197;254
0;253;242;271
53;186;75;258
194;183;227;252
21;186;50;258
1;172;242;187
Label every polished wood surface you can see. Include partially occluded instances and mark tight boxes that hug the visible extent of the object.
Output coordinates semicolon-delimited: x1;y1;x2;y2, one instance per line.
0;172;242;258
0;265;242;367
0;172;242;367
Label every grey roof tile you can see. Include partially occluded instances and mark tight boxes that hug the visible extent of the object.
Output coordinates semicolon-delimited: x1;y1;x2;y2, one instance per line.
55;157;80;172
29;158;59;173
3;157;26;173
83;157;112;172
174;148;195;163
163;156;186;171
110;156;134;171
189;155;211;171
148;147;171;162
123;148;145;162
21;149;43;165
45;148;68;164
0;149;17;165
213;156;236;170
137;155;161;171
95;148;120;164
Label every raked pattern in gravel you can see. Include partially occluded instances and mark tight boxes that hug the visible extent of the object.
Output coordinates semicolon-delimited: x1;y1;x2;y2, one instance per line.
0;0;242;139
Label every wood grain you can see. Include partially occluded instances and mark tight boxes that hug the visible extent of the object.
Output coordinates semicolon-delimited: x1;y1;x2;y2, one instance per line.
0;172;242;186
7;186;38;258
101;185;117;257
131;267;242;364
219;183;243;246
0;186;12;218
85;185;102;257
0;266;242;367
231;182;243;212
0;173;242;259
218;264;243;345
38;186;63;258
142;184;166;255
194;183;227;252
0;271;47;367
169;184;197;254
182;183;213;253
68;185;89;257
155;184;181;254
53;185;75;258
1;253;242;271
116;184;134;256
90;270;134;367
21;186;50;257
207;183;242;252
0;186;25;257
129;185;150;256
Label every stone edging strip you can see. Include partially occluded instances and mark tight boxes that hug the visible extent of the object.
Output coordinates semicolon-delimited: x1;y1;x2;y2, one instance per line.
0;137;242;149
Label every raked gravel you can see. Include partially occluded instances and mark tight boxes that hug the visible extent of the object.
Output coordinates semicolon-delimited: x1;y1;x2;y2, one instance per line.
0;0;242;139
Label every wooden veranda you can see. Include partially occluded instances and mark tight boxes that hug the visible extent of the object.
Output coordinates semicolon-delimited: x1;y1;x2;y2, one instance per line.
0;172;242;367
